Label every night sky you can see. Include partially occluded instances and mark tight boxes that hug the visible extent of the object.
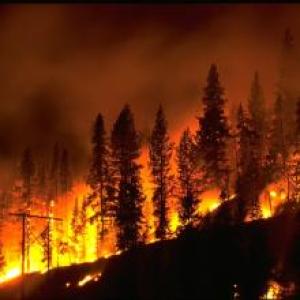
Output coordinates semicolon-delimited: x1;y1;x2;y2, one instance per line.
0;4;299;187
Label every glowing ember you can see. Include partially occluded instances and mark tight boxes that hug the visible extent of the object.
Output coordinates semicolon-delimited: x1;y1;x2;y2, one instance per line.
78;274;92;287
77;272;101;287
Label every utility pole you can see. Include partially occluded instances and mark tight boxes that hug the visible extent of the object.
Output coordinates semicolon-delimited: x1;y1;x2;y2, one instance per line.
9;212;63;300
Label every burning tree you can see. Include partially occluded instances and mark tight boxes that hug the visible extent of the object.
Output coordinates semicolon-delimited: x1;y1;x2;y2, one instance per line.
149;105;174;240
196;64;230;195
111;105;144;251
177;128;202;227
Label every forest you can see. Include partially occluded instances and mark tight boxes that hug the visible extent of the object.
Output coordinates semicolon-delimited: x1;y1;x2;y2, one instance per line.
0;15;300;298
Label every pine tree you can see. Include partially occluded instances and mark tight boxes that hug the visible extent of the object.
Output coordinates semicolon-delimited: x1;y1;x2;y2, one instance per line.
87;114;114;256
177;128;201;226
248;72;266;137
248;72;267;159
235;104;262;221
268;94;287;176
197;64;230;190
149;105;173;239
60;148;72;194
111;105;144;250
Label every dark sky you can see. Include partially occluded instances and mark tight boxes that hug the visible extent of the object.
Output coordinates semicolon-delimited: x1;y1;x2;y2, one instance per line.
0;4;299;187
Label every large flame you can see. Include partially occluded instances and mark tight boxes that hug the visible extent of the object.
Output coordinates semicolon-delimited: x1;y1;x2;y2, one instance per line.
259;179;288;219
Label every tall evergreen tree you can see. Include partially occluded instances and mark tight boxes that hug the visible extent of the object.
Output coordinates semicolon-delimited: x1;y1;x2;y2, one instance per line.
235;104;262;221
111;105;144;250
248;72;266;137
197;64;230;191
248;72;268;162
87;114;114;256
149;105;173;239
268;94;287;176
177;128;201;226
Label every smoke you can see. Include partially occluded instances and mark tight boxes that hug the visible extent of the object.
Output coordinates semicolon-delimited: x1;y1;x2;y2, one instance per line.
0;4;299;187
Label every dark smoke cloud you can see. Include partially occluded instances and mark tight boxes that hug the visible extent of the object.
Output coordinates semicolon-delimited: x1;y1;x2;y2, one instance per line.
0;4;299;187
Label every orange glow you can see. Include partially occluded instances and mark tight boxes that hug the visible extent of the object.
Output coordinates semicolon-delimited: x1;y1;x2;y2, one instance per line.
197;188;221;215
0;267;21;284
264;281;281;299
259;180;288;219
78;272;101;287
0;128;282;285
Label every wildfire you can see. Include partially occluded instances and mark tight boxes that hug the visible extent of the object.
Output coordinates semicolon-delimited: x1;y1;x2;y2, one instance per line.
0;146;288;286
197;188;221;215
260;180;288;219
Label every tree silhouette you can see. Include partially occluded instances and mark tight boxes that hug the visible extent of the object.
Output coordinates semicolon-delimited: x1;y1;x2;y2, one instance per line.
196;64;230;191
149;105;173;239
268;94;287;178
111;105;144;250
248;72;267;164
177;128;201;227
87;113;115;256
235;104;262;221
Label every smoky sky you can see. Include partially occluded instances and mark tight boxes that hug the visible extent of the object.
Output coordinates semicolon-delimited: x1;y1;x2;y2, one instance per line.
0;4;299;187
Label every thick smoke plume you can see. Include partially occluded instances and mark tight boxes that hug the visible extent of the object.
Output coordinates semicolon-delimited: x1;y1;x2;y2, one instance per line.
0;4;299;187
